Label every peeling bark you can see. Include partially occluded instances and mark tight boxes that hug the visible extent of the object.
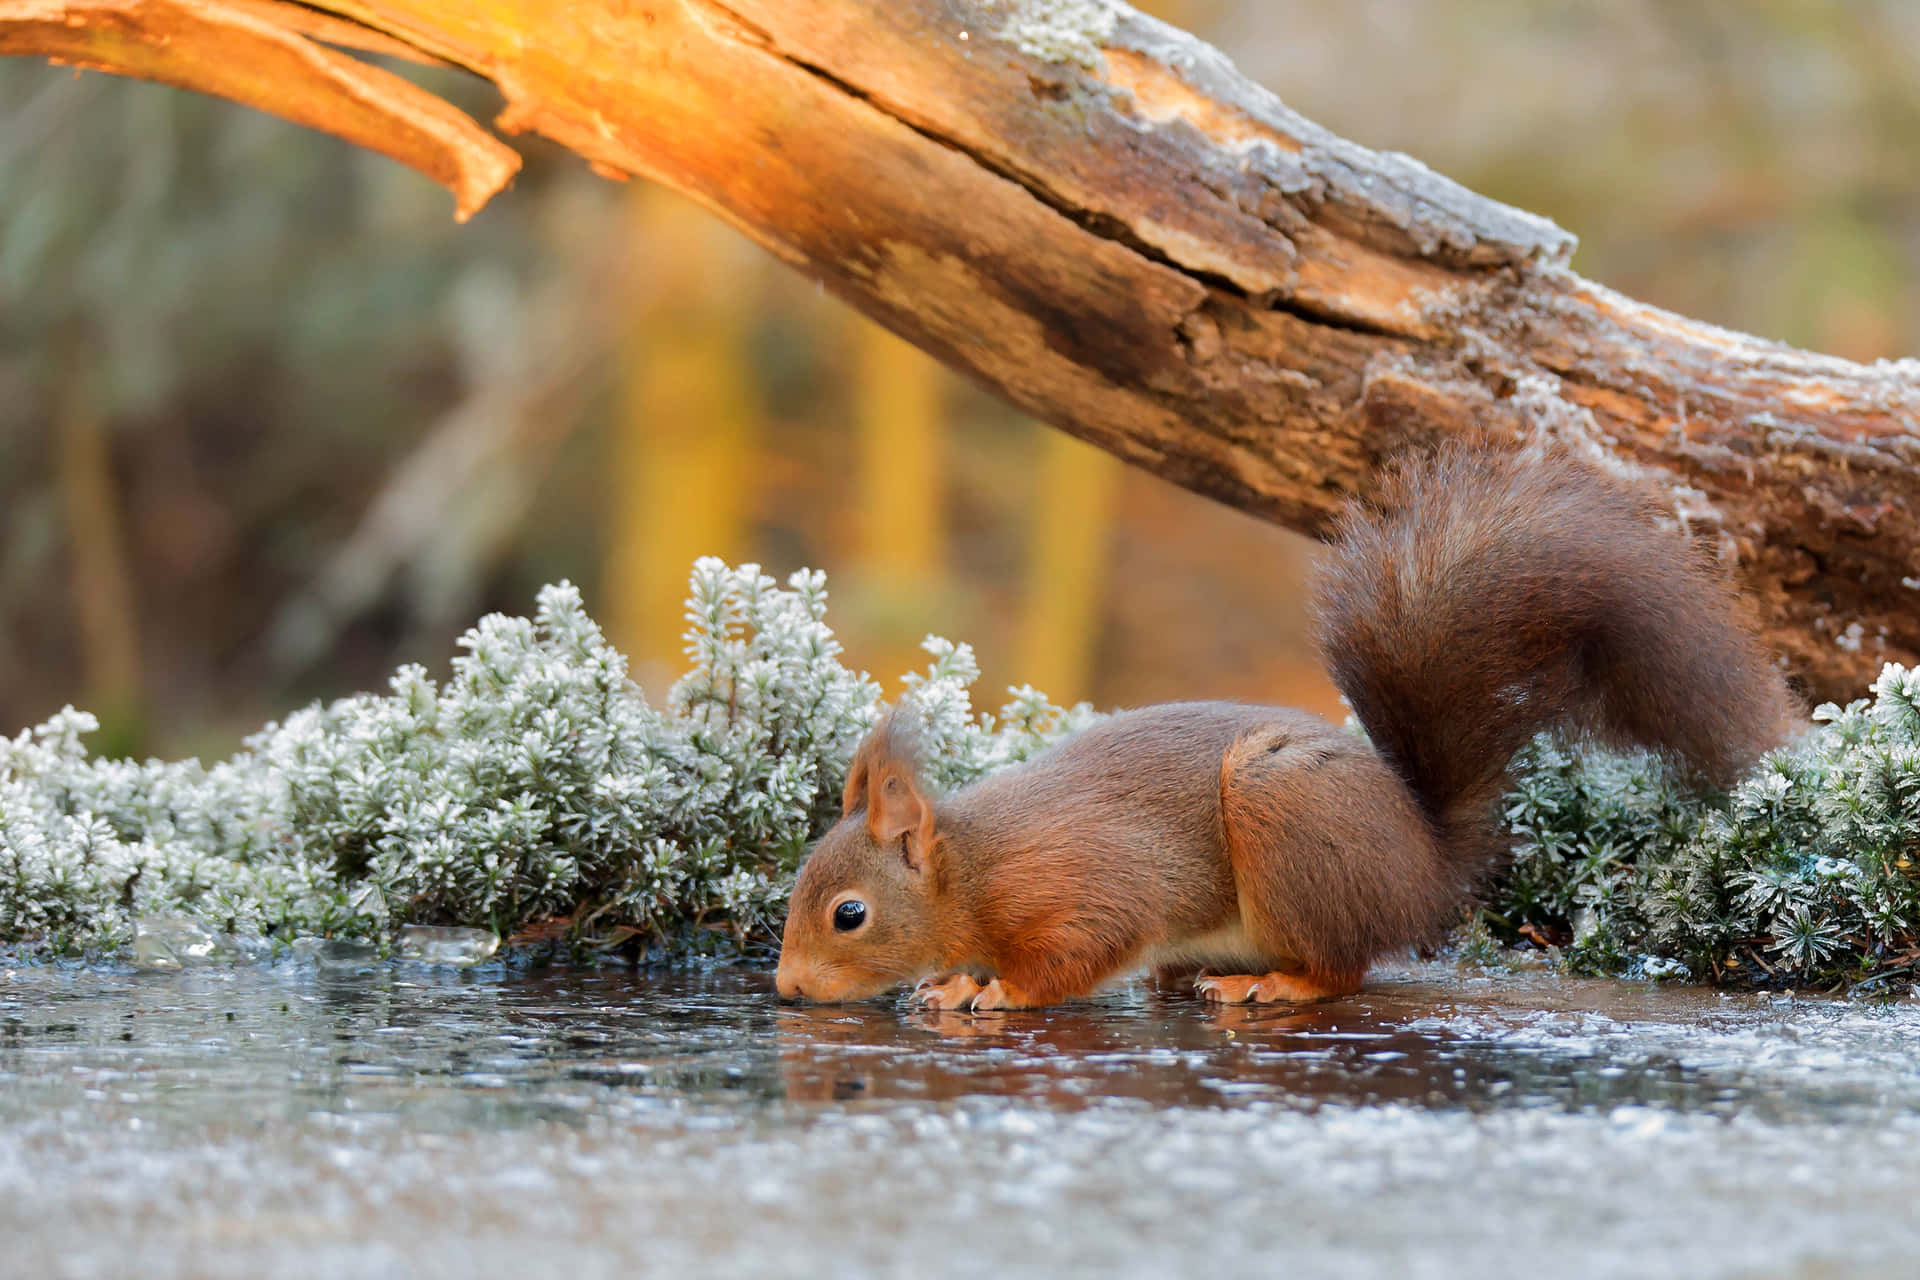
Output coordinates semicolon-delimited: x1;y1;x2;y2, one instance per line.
0;0;514;218
3;0;1916;702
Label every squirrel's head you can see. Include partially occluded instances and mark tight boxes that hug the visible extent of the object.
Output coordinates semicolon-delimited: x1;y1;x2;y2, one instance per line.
777;709;947;1003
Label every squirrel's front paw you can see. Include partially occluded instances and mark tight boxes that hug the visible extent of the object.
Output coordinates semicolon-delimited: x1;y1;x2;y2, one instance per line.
913;974;1035;1012
966;978;1024;1012
913;973;984;1011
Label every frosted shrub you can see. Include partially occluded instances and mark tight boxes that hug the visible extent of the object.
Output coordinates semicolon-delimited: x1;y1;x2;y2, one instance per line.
1496;663;1920;992
0;560;1088;960
15;555;1910;992
899;637;1102;790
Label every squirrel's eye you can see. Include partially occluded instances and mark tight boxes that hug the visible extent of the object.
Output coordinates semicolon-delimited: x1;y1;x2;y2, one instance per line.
833;900;867;932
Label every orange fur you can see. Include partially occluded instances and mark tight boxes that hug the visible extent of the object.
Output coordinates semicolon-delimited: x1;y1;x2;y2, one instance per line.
775;446;1797;1009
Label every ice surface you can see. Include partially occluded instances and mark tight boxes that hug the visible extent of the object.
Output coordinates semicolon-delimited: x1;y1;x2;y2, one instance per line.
1;962;1916;1279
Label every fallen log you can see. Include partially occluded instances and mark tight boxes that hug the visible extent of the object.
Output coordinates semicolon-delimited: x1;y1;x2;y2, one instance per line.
5;0;1915;701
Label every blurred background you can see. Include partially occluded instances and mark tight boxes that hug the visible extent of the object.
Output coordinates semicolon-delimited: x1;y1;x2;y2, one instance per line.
2;0;1917;760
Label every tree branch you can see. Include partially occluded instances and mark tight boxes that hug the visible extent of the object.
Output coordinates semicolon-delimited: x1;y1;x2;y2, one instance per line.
0;0;515;218
4;0;1916;701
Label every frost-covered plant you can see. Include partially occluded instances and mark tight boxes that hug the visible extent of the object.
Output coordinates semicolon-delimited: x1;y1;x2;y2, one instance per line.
898;637;1103;791
17;556;1912;992
1494;663;1920;991
0;559;1088;960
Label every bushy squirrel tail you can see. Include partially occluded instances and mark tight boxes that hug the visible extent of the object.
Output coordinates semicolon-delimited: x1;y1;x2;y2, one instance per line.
1312;443;1797;874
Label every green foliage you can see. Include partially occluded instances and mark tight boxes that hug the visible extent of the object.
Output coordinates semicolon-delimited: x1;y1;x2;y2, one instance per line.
0;561;1087;960
1495;664;1920;992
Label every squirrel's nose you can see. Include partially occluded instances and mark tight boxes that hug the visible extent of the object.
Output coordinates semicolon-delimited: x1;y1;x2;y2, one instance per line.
775;963;806;1002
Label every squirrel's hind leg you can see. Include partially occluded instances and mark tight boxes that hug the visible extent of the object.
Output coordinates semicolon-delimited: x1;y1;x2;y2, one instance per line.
1195;969;1359;1004
1212;724;1456;1004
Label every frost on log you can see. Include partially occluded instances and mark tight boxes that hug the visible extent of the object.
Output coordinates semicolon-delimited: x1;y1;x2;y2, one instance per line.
4;0;1917;703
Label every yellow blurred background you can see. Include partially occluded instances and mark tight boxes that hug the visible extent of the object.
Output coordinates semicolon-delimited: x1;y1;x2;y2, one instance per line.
2;0;1916;758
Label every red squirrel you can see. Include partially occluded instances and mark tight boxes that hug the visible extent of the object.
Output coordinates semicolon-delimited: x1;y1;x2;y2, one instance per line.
775;445;1797;1010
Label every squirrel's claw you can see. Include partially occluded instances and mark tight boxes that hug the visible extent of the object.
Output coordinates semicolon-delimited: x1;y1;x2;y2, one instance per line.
967;978;1015;1012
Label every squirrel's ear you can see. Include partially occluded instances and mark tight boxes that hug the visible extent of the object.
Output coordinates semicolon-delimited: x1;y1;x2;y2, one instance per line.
842;707;938;871
839;756;871;818
869;768;937;873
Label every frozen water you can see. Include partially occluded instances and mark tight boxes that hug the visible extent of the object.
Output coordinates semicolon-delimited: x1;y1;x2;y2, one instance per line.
396;926;501;966
0;960;1916;1279
288;937;381;972
132;915;222;970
